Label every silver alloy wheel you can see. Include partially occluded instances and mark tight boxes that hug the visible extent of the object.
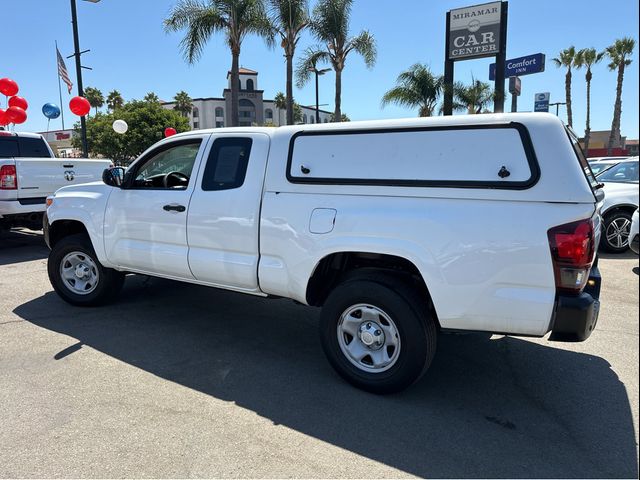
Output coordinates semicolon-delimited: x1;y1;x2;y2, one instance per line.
337;303;401;373
606;217;631;249
59;251;100;295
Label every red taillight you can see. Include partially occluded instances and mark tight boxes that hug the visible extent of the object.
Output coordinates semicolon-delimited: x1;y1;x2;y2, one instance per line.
548;219;595;294
0;165;17;190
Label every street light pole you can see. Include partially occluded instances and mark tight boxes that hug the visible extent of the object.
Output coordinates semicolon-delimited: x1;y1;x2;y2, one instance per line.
69;0;99;157
549;101;567;116
308;67;331;123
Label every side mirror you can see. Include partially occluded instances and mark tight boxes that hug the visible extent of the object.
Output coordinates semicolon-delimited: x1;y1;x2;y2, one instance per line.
102;167;125;187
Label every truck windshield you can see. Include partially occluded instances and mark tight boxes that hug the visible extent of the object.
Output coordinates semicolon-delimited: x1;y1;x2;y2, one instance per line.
565;127;600;191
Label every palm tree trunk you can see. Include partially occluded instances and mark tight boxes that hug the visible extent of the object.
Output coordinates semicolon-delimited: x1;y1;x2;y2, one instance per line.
231;48;240;127
607;63;625;155
584;71;592;154
286;53;294;126
334;68;342;122
565;69;573;128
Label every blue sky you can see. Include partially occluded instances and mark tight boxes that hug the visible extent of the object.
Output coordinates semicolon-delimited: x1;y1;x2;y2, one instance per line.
2;0;639;138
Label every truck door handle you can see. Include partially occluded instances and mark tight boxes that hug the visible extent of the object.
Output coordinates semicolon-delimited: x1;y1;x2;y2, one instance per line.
163;204;186;212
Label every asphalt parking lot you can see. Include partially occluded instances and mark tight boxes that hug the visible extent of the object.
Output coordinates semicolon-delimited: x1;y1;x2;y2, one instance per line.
1;229;638;478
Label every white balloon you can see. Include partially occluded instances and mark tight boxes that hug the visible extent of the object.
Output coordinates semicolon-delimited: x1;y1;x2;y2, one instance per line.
112;119;128;134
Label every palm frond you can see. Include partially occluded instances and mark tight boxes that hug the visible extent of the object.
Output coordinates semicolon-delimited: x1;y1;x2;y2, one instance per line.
347;30;377;68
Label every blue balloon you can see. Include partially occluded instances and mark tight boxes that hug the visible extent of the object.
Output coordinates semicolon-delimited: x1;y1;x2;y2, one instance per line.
42;103;61;120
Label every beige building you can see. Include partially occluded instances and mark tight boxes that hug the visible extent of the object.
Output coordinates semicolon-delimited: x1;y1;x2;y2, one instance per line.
161;67;332;129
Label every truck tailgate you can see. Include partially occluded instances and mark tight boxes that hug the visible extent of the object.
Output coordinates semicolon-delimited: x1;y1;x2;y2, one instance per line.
16;158;111;198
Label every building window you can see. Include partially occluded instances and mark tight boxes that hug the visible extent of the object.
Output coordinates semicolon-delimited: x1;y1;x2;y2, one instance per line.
215;107;224;118
193;121;199;129
310;116;315;124
303;114;307;124
324;118;328;123
246;79;254;91
216;121;224;128
239;99;256;124
265;109;273;120
192;107;199;118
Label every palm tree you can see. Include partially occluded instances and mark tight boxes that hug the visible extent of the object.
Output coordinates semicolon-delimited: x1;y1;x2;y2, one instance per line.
452;77;494;114
574;48;604;154
552;46;577;127
164;0;273;127
269;0;309;125
144;92;161;104
296;0;376;122
605;37;636;154
274;91;287;125
84;86;104;116
381;64;443;117
173;91;193;117
106;90;124;112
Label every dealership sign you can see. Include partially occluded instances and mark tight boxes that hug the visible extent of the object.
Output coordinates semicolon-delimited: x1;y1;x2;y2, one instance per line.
489;53;545;80
448;1;502;60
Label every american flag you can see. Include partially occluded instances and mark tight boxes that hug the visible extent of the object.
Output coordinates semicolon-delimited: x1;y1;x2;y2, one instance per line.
56;47;73;94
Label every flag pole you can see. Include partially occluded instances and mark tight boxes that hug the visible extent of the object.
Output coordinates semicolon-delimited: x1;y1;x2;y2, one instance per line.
55;40;66;130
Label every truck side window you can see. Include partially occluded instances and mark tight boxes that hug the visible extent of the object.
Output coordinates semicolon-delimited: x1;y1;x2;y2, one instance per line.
131;140;202;189
18;137;51;158
202;137;253;191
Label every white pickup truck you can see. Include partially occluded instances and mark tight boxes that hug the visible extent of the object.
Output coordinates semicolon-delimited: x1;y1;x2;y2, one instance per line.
44;113;603;393
0;131;111;232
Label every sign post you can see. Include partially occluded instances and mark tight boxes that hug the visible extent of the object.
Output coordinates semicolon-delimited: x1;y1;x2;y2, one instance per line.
444;1;508;115
509;76;521;112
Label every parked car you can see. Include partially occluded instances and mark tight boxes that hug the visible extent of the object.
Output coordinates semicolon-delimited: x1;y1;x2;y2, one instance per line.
0;131;111;232
43;113;602;393
587;156;628;163
596;157;639;252
589;159;625;176
595;157;639;183
629;209;639;255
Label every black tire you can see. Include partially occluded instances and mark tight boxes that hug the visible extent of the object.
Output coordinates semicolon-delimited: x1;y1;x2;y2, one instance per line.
48;233;124;306
319;276;437;394
600;211;633;253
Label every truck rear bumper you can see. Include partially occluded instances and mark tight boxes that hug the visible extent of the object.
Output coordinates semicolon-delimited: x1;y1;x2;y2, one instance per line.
0;198;46;217
548;264;601;342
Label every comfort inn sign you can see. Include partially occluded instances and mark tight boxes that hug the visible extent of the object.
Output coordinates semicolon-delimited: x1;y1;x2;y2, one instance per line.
448;1;502;60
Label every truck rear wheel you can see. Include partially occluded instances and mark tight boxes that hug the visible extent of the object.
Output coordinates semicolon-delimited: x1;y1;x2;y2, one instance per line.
48;233;124;306
319;277;437;394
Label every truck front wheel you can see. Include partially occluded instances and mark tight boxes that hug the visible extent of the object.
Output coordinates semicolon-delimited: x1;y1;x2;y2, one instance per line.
48;233;124;306
319;277;437;394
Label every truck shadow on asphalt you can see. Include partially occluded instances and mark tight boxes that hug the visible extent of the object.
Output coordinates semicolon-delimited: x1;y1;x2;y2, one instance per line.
0;230;48;266
14;275;638;479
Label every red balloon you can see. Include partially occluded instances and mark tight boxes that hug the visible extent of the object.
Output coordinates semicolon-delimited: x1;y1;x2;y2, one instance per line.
6;106;27;124
164;127;177;137
0;78;19;97
8;96;28;111
0;109;9;126
69;96;91;116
